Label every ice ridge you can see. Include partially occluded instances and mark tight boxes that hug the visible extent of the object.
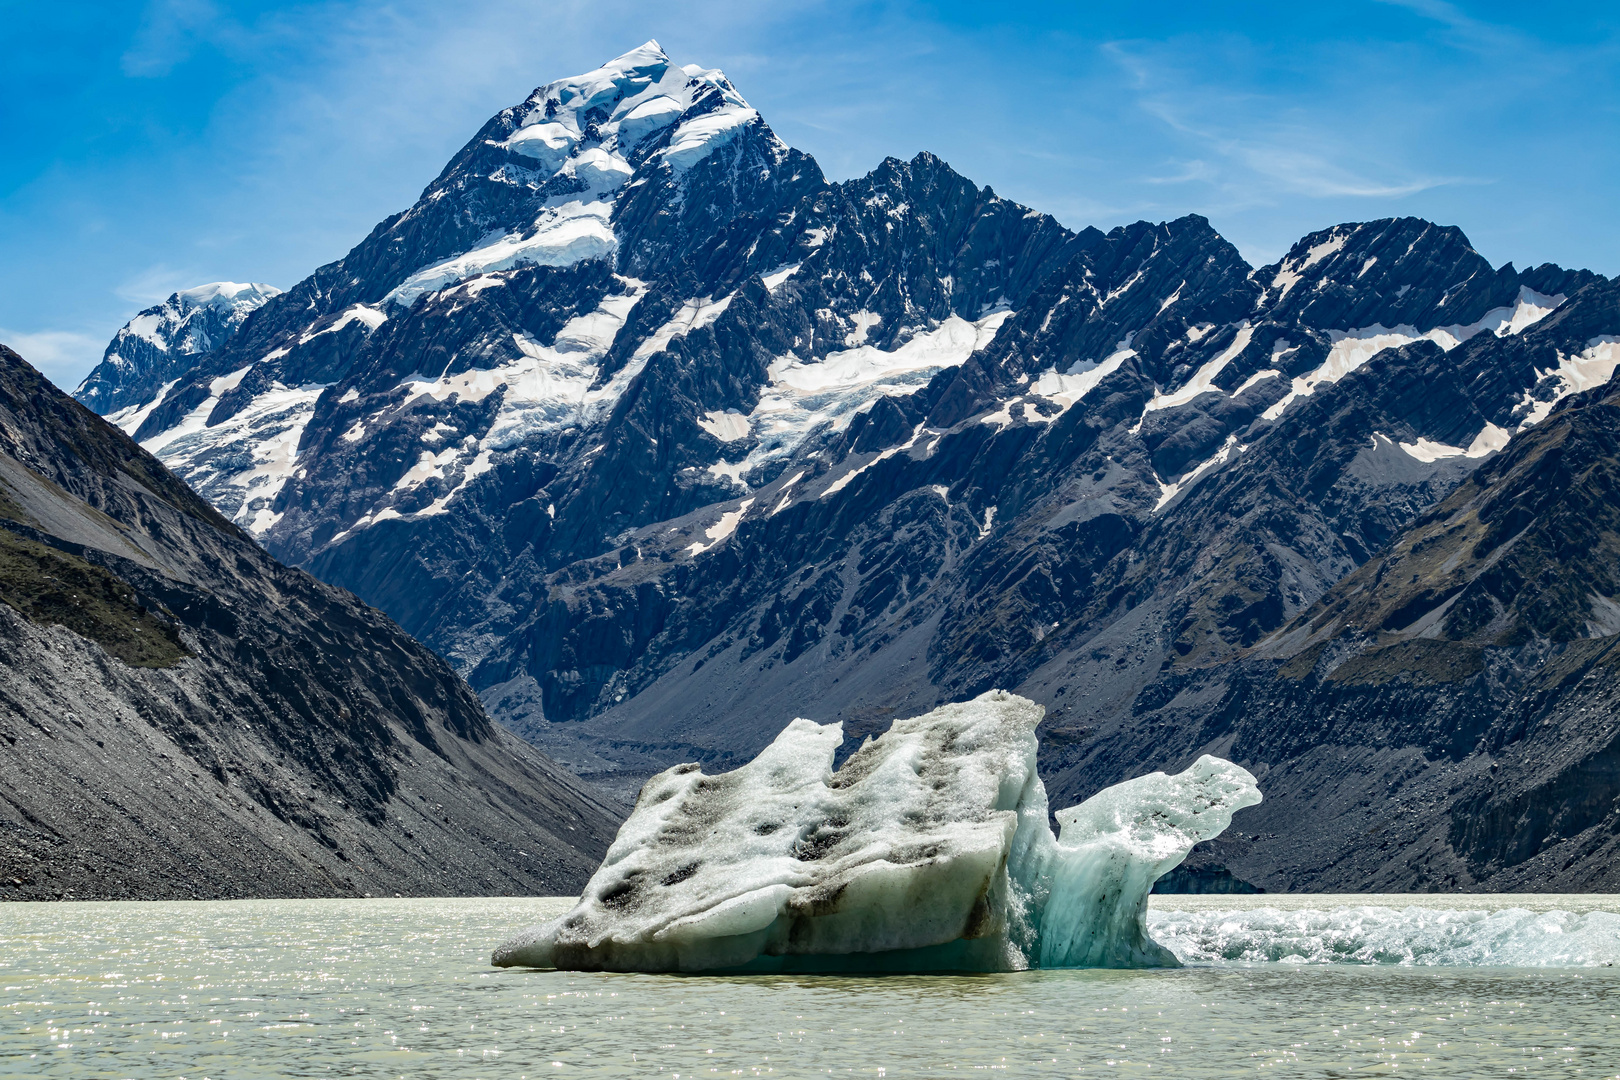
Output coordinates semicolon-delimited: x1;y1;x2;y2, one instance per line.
492;690;1260;973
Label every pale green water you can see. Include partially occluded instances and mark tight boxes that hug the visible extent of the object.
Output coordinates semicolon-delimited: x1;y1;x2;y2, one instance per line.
3;896;1620;1077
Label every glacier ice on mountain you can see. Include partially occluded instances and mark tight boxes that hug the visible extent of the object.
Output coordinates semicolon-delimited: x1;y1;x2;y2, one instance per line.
493;690;1260;972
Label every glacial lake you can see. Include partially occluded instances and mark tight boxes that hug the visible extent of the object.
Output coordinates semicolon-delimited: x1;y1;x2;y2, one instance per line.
4;896;1619;1077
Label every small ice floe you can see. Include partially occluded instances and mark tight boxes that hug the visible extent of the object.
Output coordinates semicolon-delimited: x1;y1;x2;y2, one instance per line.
1149;903;1620;967
493;690;1260;973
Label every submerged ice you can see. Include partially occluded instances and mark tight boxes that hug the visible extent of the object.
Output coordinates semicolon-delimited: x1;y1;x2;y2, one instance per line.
493;690;1260;972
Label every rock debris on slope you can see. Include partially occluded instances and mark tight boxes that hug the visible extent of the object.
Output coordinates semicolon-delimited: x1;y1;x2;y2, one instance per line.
0;344;621;900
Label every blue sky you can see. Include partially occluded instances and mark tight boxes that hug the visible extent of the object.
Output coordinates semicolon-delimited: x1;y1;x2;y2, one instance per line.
3;0;1617;390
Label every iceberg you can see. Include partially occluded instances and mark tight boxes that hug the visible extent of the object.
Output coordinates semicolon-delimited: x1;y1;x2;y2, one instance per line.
493;690;1260;972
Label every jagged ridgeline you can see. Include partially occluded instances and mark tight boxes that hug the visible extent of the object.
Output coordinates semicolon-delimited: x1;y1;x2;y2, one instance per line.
75;41;1620;891
0;344;621;900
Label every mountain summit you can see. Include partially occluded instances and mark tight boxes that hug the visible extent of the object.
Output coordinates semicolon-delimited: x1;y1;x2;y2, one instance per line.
75;44;1619;890
76;282;280;416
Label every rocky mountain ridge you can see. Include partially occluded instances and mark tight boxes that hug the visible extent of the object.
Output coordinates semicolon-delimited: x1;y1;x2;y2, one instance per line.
1051;331;1620;892
2;343;620;900
71;42;1620;889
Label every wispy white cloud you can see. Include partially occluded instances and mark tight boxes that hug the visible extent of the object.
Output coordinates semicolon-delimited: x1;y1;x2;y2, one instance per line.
1142;160;1215;186
122;0;225;77
1372;0;1523;54
115;264;196;305
1118;46;1469;210
1227;143;1459;200
0;328;105;387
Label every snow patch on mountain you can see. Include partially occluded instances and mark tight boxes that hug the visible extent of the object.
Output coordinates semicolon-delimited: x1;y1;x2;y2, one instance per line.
1270;231;1348;299
112;283;280;358
394;289;647;449
633;294;733;361
686;498;754;556
126;314;168;350
1153;434;1243;513
1516;336;1620;429
1397;423;1510;463
770;312;1008;396
386;204;620;309
664;107;760;171
1262;327;1426;420
1232;369;1281;396
1006;338;1143;430
307;304;388;340
1262;288;1565;421
120;367;330;536
712;311;1011;481
819;426;926;500
698;410;750;441
118;267;748;541
308;275;769;543
106;379;177;435
761;263;802;292
1141;323;1254;415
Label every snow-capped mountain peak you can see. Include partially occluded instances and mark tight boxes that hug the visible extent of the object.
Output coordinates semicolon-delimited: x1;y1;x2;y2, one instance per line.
508;41;758;167
382;43;779;310
173;280;280;310
72;43;817;543
74;281;280;414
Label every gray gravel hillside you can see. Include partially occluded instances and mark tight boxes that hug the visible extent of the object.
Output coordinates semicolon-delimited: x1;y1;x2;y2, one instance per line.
0;343;621;901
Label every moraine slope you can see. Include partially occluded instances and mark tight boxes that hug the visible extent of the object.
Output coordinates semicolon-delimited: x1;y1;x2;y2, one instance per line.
3;343;620;900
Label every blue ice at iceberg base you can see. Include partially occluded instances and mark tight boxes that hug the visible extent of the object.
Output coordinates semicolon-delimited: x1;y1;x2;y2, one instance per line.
493;690;1261;973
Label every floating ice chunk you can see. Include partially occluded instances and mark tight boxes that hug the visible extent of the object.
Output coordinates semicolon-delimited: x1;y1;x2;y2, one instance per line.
493;690;1260;973
1025;754;1262;967
1149;904;1620;967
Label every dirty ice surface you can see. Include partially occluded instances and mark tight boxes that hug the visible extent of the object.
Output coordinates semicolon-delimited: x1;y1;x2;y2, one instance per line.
494;690;1260;972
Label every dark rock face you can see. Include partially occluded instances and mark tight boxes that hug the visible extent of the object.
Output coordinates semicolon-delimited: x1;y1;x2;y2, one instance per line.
0;344;620;901
74;42;1620;890
1035;290;1620;893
